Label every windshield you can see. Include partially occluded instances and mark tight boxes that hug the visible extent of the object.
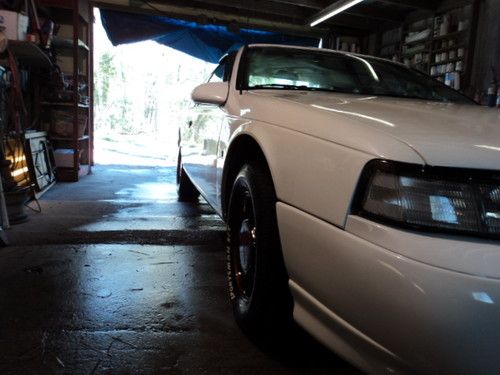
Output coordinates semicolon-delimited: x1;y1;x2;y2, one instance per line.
242;47;474;104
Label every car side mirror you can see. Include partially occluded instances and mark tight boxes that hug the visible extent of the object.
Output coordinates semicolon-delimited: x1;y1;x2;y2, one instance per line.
192;82;229;106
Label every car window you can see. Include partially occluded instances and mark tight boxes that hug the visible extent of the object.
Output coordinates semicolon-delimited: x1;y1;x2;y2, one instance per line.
208;64;225;83
208;53;236;83
243;47;474;104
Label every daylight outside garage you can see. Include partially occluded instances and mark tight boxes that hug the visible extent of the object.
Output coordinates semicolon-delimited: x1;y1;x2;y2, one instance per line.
92;9;216;167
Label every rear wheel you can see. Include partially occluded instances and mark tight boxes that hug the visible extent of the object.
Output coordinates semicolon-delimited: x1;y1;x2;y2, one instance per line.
176;151;200;201
227;162;293;336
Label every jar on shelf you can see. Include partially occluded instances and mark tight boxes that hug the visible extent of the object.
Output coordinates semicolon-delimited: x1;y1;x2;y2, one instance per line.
458;20;468;31
453;72;461;90
440;15;450;36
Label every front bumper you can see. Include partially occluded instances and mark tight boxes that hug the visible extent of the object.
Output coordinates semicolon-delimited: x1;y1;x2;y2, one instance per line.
277;202;500;375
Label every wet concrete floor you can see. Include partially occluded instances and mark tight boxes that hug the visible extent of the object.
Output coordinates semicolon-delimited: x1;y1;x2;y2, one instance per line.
1;165;360;374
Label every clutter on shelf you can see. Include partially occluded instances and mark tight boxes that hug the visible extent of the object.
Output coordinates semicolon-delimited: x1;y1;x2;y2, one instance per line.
0;0;93;233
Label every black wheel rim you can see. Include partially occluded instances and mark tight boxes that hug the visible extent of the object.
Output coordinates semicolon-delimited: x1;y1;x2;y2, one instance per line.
233;190;257;300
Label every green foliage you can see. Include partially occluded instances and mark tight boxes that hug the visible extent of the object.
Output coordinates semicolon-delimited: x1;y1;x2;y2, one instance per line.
95;52;116;107
93;40;215;136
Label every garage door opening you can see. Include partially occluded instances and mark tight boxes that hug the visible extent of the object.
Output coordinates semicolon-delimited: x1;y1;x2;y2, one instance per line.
93;9;216;167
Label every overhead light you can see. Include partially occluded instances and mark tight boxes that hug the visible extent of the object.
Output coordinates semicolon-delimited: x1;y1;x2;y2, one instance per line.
310;0;365;27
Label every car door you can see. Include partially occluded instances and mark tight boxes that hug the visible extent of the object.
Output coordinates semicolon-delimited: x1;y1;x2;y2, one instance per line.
182;55;234;209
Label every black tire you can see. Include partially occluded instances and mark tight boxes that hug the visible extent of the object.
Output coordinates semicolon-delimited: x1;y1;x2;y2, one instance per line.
176;151;200;201
227;162;293;337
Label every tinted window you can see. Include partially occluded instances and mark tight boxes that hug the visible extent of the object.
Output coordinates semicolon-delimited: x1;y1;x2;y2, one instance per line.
243;47;473;104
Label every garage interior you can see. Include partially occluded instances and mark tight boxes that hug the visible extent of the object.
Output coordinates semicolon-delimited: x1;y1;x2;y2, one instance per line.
0;0;499;374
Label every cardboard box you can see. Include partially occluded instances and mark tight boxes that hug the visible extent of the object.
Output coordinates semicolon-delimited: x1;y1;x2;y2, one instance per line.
0;11;29;40
51;109;88;139
54;148;77;168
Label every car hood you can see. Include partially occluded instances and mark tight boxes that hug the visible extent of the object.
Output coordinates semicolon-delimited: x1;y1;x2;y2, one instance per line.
238;90;500;169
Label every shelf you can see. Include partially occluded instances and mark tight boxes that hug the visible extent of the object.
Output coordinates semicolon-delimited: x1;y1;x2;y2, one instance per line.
38;0;93;183
52;37;89;53
403;39;430;47
432;29;467;41
24;131;49;140
50;135;90;141
41;102;89;108
403;27;432;46
431;71;465;78
375;2;475;93
432;44;466;54
430;58;465;67
402;44;430;56
8;40;53;69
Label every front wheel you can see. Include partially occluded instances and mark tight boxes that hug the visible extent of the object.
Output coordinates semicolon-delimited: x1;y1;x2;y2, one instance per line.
227;162;293;337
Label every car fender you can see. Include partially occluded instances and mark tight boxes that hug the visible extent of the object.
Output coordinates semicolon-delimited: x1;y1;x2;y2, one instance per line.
223;119;421;229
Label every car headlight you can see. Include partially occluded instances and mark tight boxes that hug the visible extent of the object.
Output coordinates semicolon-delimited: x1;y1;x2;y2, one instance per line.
353;160;500;238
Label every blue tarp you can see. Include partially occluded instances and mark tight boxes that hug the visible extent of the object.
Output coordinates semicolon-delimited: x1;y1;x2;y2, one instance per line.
100;10;319;63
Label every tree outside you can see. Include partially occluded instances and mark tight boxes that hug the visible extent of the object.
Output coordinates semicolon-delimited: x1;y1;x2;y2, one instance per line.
93;9;216;166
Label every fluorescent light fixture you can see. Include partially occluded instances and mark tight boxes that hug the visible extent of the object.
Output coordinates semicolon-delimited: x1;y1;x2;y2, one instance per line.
310;0;365;27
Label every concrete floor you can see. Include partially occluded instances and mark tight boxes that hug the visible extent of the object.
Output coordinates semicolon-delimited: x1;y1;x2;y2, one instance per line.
1;164;360;375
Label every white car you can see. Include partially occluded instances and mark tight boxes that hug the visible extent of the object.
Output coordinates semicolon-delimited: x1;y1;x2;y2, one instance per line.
177;44;500;374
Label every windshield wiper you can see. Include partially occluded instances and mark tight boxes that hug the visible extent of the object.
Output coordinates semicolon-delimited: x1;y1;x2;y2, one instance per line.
250;84;313;91
249;84;339;93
